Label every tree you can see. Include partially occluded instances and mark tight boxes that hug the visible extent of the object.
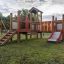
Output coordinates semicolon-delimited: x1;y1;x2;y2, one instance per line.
0;12;2;20
21;9;29;16
21;9;29;21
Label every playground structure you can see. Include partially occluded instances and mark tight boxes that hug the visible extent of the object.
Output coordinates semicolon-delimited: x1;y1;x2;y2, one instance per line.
15;7;43;41
0;7;43;45
48;15;64;42
0;7;64;45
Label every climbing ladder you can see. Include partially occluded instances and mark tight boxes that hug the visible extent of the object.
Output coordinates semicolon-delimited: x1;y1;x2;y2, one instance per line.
0;30;16;45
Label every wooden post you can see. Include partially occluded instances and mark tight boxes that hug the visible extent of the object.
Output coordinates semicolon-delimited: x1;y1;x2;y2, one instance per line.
25;33;28;40
37;33;38;38
0;14;2;34
10;13;12;31
30;13;32;39
10;13;13;41
34;14;36;32
55;17;57;31
62;15;64;40
40;32;42;38
51;16;54;32
1;22;2;35
40;12;42;38
30;33;32;39
0;21;2;35
47;22;48;32
36;12;39;38
17;10;21;42
43;22;45;32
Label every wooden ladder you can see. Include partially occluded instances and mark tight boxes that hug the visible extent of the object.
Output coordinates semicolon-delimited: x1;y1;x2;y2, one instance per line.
0;30;16;45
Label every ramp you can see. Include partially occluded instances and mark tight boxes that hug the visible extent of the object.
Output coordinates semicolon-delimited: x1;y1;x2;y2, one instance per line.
48;32;62;42
0;30;16;45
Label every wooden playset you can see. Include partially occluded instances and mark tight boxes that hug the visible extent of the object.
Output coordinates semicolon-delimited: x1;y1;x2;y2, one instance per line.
0;7;43;45
48;15;64;42
0;7;64;45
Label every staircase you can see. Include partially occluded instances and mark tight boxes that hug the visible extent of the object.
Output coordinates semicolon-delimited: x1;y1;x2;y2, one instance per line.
0;30;16;45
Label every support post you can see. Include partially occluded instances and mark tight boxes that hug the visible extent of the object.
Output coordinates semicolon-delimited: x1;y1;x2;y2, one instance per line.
30;33;32;39
30;13;32;39
25;33;28;40
0;22;2;35
36;33;38;38
55;17;57;31
36;12;39;38
47;22;49;32
10;13;12;31
62;15;64;40
17;32;21;42
17;10;21;42
40;32;42;38
10;13;13;41
40;12;42;38
51;16;54;32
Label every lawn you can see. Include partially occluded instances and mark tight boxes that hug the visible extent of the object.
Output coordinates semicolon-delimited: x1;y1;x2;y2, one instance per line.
0;33;64;64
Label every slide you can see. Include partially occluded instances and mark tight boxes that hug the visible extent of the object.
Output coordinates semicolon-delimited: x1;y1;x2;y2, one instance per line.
48;32;62;42
0;30;16;45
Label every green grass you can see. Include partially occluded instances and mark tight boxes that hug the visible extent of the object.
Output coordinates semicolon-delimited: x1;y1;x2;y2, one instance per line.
0;33;64;64
0;38;64;64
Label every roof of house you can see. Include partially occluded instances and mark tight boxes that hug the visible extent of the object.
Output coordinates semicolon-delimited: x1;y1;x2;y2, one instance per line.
29;7;43;14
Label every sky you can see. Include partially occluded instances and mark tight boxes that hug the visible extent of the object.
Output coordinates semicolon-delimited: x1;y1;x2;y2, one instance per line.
0;0;64;20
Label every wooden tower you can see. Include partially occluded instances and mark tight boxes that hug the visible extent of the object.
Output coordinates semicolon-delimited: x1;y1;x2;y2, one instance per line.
29;7;43;38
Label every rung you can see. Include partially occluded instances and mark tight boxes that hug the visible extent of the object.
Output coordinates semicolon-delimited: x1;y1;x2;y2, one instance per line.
2;39;7;41
0;41;4;43
1;40;5;41
0;30;16;45
6;35;11;36
3;37;7;39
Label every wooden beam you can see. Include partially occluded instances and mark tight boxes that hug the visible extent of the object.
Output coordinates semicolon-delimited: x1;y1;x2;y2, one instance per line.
17;10;21;42
36;33;38;38
25;33;28;40
55;17;57;31
10;13;12;31
40;32;42;38
0;21;2;35
62;15;64;40
30;13;32;38
51;16;54;32
9;13;13;41
40;12;42;38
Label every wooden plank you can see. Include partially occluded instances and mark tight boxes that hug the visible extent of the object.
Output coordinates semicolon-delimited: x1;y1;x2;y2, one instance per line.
0;30;16;45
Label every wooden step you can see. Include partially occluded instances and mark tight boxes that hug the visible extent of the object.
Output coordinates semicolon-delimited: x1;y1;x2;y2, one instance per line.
0;41;6;45
3;37;8;39
5;36;10;38
7;32;15;36
5;35;13;38
0;39;5;41
0;41;4;44
2;39;7;41
8;33;12;34
0;30;16;45
7;34;12;36
6;34;11;36
9;31;16;34
0;41;4;43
